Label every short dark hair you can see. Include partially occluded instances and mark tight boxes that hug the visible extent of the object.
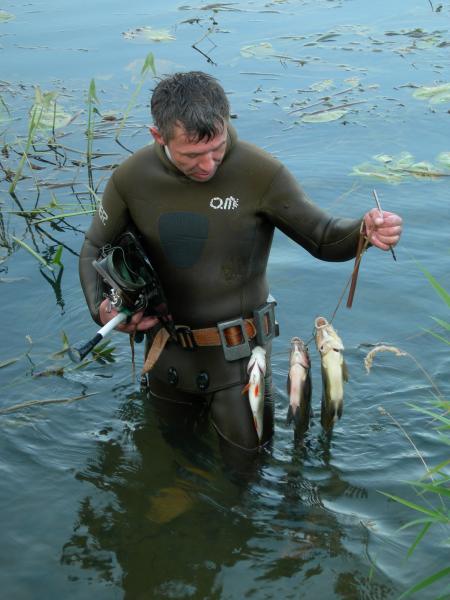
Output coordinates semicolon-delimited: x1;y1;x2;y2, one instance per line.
151;71;230;142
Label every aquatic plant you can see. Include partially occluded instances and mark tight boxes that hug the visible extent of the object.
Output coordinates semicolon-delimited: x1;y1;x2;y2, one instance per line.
8;86;55;195
352;151;450;183
115;52;156;148
86;78;99;193
373;271;450;599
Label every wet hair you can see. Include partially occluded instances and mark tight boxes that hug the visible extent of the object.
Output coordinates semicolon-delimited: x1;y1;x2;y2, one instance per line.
151;71;230;142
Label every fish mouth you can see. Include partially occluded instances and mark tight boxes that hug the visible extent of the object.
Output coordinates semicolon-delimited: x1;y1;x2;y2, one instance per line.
315;316;328;329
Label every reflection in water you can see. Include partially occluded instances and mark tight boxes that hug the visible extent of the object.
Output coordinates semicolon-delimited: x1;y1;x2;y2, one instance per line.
61;390;396;599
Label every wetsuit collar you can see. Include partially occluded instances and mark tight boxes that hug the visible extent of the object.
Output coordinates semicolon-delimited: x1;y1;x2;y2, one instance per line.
154;123;237;179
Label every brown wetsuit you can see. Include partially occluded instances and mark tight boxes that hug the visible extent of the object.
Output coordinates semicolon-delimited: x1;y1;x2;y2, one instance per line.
79;125;362;452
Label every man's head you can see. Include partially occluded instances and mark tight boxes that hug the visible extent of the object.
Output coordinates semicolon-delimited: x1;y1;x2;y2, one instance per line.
151;71;229;142
150;71;230;182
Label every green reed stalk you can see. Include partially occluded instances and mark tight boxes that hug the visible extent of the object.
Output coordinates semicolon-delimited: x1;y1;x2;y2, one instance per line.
86;78;99;196
115;52;156;146
379;271;450;599
9;104;42;195
12;235;53;271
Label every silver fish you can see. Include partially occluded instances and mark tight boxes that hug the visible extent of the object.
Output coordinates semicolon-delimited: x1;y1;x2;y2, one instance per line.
286;337;312;432
314;317;348;430
243;346;266;441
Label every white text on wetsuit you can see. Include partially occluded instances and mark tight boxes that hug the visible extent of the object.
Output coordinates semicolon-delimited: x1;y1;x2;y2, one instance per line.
210;196;239;210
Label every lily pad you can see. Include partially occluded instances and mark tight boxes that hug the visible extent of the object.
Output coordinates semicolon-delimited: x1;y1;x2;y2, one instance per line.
30;93;73;131
240;42;275;59
0;10;14;22
123;26;175;42
301;109;347;123
352;151;450;183
437;152;450;168
412;83;450;104
310;79;334;92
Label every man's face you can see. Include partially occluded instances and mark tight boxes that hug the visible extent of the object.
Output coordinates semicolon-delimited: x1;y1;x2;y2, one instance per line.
150;123;227;182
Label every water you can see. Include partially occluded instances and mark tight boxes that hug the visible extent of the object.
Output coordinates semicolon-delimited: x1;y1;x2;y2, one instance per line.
1;0;449;598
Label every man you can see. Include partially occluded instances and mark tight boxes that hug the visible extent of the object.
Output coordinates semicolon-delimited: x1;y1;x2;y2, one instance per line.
79;71;402;457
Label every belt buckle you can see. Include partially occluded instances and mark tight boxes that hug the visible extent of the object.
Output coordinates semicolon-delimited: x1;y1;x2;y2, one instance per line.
175;325;197;351
253;300;279;345
217;318;251;361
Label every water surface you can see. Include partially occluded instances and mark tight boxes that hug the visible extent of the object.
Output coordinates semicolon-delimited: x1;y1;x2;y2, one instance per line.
1;0;449;598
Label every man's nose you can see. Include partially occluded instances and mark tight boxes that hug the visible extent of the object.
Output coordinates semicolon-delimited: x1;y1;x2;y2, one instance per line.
198;153;215;171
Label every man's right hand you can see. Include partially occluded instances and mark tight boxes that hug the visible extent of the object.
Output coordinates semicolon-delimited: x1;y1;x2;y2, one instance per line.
99;299;159;334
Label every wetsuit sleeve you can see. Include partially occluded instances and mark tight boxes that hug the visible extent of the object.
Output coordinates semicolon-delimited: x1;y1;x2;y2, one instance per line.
79;173;131;324
260;166;362;261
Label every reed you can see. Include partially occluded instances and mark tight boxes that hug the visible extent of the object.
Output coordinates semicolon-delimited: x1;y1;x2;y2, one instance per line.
86;78;99;197
115;52;156;149
377;270;450;599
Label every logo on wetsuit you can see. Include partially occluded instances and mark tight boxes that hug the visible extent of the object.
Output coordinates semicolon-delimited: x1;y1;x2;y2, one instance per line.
209;196;239;210
98;203;108;225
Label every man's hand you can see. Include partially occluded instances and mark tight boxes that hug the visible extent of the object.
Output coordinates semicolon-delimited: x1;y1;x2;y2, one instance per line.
99;299;159;334
363;209;402;251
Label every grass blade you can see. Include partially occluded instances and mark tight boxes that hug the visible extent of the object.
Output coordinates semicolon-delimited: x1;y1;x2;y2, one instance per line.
398;565;450;599
12;236;53;271
380;492;447;520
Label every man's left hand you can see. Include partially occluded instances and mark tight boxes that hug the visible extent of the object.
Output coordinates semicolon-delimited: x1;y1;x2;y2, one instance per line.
363;209;402;251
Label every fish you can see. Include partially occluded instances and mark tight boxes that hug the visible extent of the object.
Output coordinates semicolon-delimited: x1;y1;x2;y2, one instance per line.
286;337;312;432
314;316;349;430
242;345;266;441
146;484;194;524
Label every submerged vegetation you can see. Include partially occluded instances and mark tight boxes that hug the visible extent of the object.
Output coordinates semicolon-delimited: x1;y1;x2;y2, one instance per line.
367;270;450;598
0;51;158;398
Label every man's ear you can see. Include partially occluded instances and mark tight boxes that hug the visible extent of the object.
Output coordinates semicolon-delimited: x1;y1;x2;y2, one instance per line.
149;126;165;146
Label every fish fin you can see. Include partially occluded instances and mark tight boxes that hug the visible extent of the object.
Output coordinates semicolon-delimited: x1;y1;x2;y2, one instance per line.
242;383;250;395
254;383;259;398
342;359;349;382
286;404;295;425
253;416;262;441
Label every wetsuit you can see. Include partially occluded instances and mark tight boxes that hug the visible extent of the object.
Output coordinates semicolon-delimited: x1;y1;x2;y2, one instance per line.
79;125;362;451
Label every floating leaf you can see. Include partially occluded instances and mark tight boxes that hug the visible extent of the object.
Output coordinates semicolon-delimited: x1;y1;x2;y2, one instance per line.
12;236;54;271
240;42;275;59
310;79;334;92
352;151;450;183
30;88;73;131
0;10;14;22
412;83;450;104
351;162;406;184
437;152;450;168
301;109;347;123
344;77;361;87
123;26;175;42
34;104;73;130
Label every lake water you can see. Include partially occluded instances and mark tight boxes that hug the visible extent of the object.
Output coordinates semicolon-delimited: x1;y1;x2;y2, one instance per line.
1;0;449;598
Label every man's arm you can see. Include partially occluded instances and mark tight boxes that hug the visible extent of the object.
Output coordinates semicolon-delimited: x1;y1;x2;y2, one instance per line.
260;166;401;260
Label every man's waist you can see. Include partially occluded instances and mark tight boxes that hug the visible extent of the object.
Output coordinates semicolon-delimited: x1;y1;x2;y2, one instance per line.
173;298;279;362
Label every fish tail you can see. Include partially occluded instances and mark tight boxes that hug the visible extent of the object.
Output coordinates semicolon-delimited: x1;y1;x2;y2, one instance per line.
253;416;262;441
286;404;296;425
320;399;343;431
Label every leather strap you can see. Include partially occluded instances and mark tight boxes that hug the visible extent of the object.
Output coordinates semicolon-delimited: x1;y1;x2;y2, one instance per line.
347;227;370;309
177;319;257;349
142;327;170;374
141;319;258;375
